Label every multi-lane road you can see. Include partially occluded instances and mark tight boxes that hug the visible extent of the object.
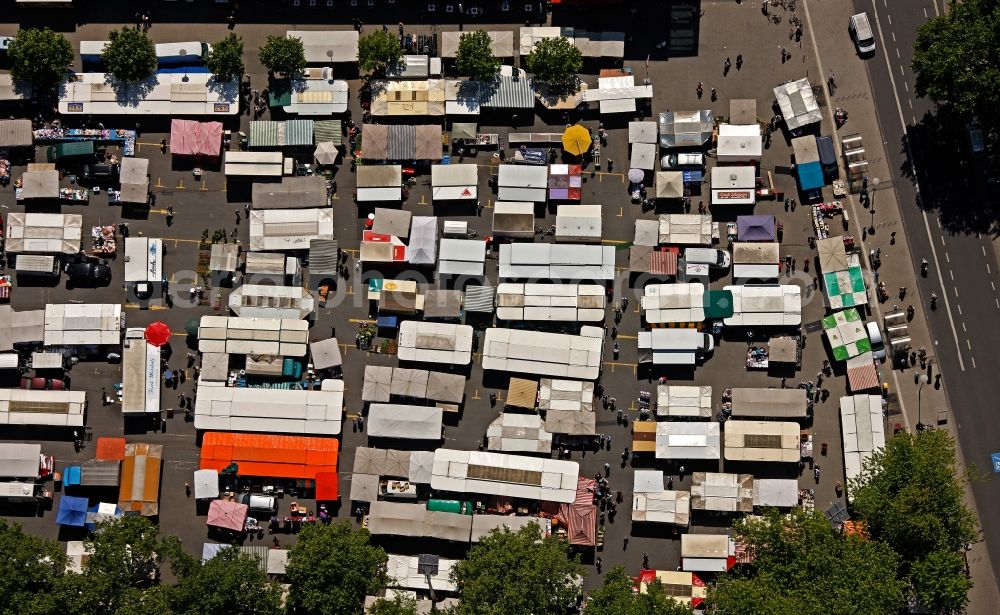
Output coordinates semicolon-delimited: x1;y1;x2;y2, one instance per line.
855;0;1000;584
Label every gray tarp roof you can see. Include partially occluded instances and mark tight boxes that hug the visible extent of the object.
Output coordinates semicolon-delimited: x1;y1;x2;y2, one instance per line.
373;208;412;238
350;473;379;501
252;176;328;209
463;286;495;313
422;290;463;319
20;170;59;200
309;239;340;276
425;371;466;403
544;409;596;435
78;460;121;486
390;368;429;399
200;352;230;382
353;447;389;475
368;501;472;542
658;110;714;148
0;306;44;351
0;119;32;148
209;244;239;272
362;365;393;402
309;337;343;369
408;450;435;484
119;157;149;203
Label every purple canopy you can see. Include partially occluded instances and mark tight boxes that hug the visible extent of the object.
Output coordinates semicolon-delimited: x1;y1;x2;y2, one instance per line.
737;215;776;242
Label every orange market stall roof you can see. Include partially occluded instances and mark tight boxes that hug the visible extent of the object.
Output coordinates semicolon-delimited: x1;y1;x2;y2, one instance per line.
118;443;163;516
95;437;127;461
506;378;539;410
199;432;339;479
632;421;656;453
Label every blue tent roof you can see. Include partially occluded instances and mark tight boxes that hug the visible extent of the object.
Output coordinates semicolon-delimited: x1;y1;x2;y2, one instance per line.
57;495;90;527
797;161;825;191
63;465;82;488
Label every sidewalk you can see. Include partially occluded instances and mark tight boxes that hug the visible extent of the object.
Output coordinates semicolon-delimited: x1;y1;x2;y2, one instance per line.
802;0;998;611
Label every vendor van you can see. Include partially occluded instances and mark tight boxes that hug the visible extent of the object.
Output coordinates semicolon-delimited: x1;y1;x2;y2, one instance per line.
685;247;731;269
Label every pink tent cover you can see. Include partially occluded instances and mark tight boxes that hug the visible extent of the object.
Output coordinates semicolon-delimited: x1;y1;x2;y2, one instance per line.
206;499;249;532
170;119;223;157
561;477;597;546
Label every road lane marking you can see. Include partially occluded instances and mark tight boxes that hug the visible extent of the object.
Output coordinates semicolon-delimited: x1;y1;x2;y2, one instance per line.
971;356;976;369
908;99;913;109
887;13;892;24
962;322;967;332
891;32;896;43
923;7;928;18
953;286;959;297
895;47;900;58
949;270;954;280
957;304;962;315
869;0;966;371
967;339;972;350
983;245;988;256
616;334;638;340
945;252;950;263
903;81;909;92
899;65;905;77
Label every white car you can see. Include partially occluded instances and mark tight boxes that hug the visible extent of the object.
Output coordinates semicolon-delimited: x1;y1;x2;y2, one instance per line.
660;153;705;170
866;321;886;362
0;37;15;54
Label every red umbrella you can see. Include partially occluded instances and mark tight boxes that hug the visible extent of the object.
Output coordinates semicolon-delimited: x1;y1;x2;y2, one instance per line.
144;321;172;347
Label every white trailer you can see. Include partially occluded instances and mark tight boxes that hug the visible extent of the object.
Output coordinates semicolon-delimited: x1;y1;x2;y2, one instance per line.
482;326;604;380
555;205;602;243
122;328;160;416
724;284;802;327
495;283;605;322
0;389;85;427
637;329;714;365
641;283;706;324
224;151;285;177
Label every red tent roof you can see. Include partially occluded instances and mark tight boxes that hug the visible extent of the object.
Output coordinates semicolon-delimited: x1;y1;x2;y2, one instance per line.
315;471;339;501
562;477;597;546
95;437;126;461
200;432;339;480
169;119;223;157
206;499;248;532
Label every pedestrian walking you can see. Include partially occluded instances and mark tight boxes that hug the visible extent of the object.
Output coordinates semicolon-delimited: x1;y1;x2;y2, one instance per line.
621;296;629;311
609;397;616;410
617;408;624;422
781;47;788;63
814;466;821;482
736;54;743;70
234;209;241;224
185;482;191;497
603;462;611;475
160;138;167;153
399;21;404;36
643;552;649;568
489;392;497;406
828;70;836;89
723;57;731;74
899;286;907;299
696;81;703;98
710;87;718;101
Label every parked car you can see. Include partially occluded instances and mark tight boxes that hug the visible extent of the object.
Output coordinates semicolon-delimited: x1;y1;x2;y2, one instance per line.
866;321;886;362
660;153;705;170
0;36;15;54
64;261;112;283
849;12;877;55
20;377;67;390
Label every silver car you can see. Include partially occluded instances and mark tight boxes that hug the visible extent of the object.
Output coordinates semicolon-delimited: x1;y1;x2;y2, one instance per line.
866;321;886;362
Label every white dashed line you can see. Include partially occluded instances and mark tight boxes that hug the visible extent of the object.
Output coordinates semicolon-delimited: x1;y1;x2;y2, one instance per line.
908;99;913;109
983;246;988;256
961;322;966;332
988;264;992;275
940;235;946;246
895;47;900;58
972;356;977;369
957;304;963;315
887;13;892;24
949;270;954;281
923;7;928;17
899;65;905;77
953;286;959;298
945;252;950;263
967;339;972;350
903;81;909;92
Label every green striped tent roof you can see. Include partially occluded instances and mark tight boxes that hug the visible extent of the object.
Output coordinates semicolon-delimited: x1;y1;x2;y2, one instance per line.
314;120;342;146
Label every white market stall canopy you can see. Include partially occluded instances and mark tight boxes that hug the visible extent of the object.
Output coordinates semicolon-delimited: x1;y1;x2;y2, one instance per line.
711;166;757;206
495;283;605;322
432;449;580;503
582;76;653;114
498;243;616;280
252;176;329;209
729;387;809;419
752;478;799;508
368;501;470;543
287;30;360;63
6;213;82;254
194;382;343;435
492;201;536;239
723;421;800;463
119;157;150;203
628;121;658;144
0;389;86;427
124;237;162;283
438;238;487;276
367;404;443;440
408;216;438;266
224;151;284;177
655;422;721;460
356;165;403;202
773;78;822;131
283;72;349;115
633;489;691;526
487;413;553;453
681;534;737;572
470;515;540;542
482;326;604;380
656;385;712;419
498;165;548;202
122;329;160;415
59;72;238;116
717;124;763;162
198;315;308;357
658;214;712;245
43;303;121;346
642;283;706;324
655;171;684;199
629;142;656;171
840;394;886;498
733;242;781;280
659;110;714;148
723;285;802;326
227;284;316;320
690;473;754;513
538;379;594;412
432;164;478;201
386;553;459;592
555;205;602;243
249;208;334;251
397;321;474;365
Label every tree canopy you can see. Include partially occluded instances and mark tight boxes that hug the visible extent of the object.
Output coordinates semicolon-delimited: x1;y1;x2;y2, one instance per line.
366;593;419;615
455;30;501;81
526;36;582;86
7;28;73;92
258;35;307;76
709;509;907;615
0;520;67;615
285;521;388;615
912;0;1000;129
169;546;283;615
584;565;691;615
103;27;157;83
80;517;165;611
450;523;584;615
206;33;245;82
357;30;404;74
849;429;977;613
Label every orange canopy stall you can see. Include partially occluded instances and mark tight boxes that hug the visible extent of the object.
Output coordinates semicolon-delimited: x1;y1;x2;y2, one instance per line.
199;432;339;480
315;471;339;501
118;442;163;516
96;437;127;461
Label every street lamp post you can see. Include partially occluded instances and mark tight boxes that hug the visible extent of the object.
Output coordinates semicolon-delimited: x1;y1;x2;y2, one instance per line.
916;373;929;431
869;177;880;232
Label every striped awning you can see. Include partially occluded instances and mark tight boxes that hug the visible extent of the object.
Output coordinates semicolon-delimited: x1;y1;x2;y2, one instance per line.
285;119;315;147
481;75;534;109
249;121;280;148
464;285;495;313
238;546;270;574
309;239;340;275
650;250;678;275
847;362;879;392
314;120;342;146
387;125;416;160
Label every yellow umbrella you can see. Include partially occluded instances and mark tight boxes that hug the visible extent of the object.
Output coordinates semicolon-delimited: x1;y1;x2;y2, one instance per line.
561;124;592;157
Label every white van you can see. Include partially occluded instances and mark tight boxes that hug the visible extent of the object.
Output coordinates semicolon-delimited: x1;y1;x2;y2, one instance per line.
14;254;59;277
638;329;715;365
849;13;876;55
79;40;109;63
155;42;211;65
661;153;705;170
685;247;731;269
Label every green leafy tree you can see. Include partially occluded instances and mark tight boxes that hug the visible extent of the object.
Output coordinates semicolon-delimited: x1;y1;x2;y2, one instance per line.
708;509;906;614
0;519;67;615
115;586;175;615
7;28;73;92
258;35;307;76
450;523;584;615
912;0;1000;127
103;27;157;83
285;521;388;615
526;36;582;86
170;546;282;615
366;593;419;615
455;30;501;81
81;517;164;611
850;430;978;613
584;565;692;615
357;30;403;74
206;33;245;82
